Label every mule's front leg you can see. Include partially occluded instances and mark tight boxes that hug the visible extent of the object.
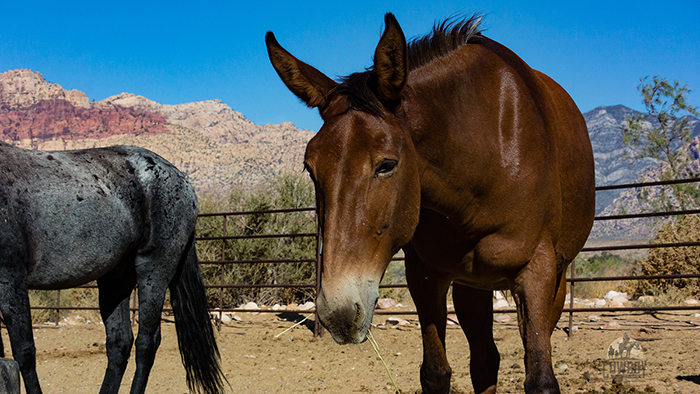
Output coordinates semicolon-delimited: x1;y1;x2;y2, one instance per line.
405;245;453;394
511;244;561;394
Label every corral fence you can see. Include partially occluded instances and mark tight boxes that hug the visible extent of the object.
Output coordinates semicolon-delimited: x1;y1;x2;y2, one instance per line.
23;178;700;337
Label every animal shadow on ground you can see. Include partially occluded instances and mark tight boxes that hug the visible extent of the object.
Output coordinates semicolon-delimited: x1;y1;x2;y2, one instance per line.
677;375;700;385
276;312;315;333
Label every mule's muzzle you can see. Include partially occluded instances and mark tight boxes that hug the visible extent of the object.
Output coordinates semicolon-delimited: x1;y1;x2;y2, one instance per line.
316;283;378;344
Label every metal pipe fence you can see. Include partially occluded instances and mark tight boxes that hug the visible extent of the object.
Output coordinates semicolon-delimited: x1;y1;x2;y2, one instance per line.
25;178;700;337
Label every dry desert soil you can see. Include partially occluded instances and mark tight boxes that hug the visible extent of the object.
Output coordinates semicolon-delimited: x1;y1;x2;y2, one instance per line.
4;306;700;393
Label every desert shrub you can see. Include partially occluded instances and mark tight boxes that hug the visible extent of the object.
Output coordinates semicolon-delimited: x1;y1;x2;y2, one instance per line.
196;172;317;308
568;252;636;300
379;259;410;302
630;214;700;298
28;284;101;324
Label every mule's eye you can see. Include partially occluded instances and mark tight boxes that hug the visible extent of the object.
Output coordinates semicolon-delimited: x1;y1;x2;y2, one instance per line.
374;159;398;177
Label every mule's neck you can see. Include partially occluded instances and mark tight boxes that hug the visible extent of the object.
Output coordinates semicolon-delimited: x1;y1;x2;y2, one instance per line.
400;37;550;226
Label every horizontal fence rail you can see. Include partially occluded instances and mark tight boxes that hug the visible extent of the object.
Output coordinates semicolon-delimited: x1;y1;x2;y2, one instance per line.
22;178;700;337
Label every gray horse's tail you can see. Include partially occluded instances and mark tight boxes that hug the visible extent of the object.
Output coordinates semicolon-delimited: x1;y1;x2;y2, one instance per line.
170;235;227;394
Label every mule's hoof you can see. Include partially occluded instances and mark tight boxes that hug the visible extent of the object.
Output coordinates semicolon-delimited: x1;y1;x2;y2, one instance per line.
479;385;497;394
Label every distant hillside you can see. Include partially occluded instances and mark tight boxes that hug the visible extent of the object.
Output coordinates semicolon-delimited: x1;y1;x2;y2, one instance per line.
0;69;315;193
585;105;700;213
585;105;700;239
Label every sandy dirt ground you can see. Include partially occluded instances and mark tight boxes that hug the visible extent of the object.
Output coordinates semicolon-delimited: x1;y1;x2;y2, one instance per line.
4;306;700;394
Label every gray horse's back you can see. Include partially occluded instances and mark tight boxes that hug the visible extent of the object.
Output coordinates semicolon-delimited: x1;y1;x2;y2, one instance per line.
0;143;198;289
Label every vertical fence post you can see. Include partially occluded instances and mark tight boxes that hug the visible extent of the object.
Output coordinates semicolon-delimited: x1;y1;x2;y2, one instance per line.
568;259;575;337
55;290;61;326
218;215;227;331
313;211;324;337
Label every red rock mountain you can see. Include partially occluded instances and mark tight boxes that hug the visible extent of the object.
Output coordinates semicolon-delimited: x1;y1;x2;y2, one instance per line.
0;69;314;193
0;99;169;142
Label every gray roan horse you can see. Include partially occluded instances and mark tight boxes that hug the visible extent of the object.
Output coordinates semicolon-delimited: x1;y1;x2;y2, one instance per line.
267;13;595;394
0;141;226;394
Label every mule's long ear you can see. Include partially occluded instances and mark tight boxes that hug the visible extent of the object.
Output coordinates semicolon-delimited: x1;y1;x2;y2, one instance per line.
266;32;338;109
374;13;407;105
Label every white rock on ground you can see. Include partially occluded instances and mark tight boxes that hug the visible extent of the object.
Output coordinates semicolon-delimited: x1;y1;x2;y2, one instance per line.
493;299;510;309
376;298;396;309
493;315;511;323
297;301;315;311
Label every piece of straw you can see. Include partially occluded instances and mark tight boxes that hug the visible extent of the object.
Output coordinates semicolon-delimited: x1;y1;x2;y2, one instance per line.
367;330;401;394
275;314;310;338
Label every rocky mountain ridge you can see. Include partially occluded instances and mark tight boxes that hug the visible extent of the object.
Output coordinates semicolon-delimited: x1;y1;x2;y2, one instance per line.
0;69;90;109
0;69;314;192
586;104;700;214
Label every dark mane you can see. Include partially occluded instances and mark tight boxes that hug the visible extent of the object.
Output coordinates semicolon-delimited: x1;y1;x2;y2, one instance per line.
337;13;484;116
406;13;484;71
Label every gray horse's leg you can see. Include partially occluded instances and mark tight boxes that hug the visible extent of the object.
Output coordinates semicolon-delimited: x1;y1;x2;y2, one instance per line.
128;253;175;394
97;270;137;394
0;271;42;394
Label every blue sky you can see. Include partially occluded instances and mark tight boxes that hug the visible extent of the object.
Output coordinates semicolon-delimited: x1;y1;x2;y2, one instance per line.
1;1;698;132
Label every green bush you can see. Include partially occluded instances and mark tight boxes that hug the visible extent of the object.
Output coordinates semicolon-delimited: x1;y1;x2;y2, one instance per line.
196;172;318;308
568;252;636;300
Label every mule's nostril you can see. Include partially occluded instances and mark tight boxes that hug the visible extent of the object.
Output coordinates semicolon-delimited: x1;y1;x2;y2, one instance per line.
354;302;363;324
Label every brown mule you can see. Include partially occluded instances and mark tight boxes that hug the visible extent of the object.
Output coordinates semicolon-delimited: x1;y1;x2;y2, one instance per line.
266;13;594;394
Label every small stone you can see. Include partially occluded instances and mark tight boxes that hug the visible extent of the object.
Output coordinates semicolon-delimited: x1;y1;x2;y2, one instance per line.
601;320;620;329
685;299;699;305
272;304;281;311
604;290;626;300
493;314;511;323
297;301;315;311
594;299;606;307
386;317;408;326
589;315;601;322
558;364;569;371
376;298;396;309
447;314;459;325
493;299;510;309
241;302;258;310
